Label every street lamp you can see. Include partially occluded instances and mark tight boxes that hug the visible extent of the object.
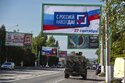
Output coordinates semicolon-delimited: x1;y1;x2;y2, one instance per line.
105;0;112;83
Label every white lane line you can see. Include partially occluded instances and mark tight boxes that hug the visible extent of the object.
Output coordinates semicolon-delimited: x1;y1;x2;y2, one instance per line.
53;78;65;83
1;72;60;82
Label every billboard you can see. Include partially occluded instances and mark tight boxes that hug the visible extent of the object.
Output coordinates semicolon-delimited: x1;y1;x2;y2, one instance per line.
42;47;57;56
5;32;32;46
59;51;67;58
68;35;99;49
42;4;101;35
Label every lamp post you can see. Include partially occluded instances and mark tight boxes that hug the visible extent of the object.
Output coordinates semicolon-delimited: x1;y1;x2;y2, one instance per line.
105;0;111;82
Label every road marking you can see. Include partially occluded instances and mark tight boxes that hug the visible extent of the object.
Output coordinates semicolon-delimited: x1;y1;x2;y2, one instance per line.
53;78;65;83
0;71;60;83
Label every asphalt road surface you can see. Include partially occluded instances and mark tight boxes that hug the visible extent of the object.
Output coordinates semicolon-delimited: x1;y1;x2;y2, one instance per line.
0;68;104;83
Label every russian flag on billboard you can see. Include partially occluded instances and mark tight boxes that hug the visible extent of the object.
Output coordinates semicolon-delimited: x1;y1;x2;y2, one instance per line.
52;48;57;55
43;9;100;30
42;47;52;55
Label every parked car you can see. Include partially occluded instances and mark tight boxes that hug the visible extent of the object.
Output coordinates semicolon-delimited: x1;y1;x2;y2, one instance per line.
95;65;101;75
1;62;15;70
57;62;64;68
92;64;96;70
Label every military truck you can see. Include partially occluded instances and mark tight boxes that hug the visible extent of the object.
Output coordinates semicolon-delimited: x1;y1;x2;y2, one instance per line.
64;52;87;80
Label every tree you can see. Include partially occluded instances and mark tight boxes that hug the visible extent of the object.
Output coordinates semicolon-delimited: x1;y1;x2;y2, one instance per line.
48;56;59;67
47;35;56;47
108;0;125;64
40;55;47;67
0;25;6;47
98;0;125;64
55;40;60;49
0;25;6;64
96;48;100;63
37;33;47;47
32;37;37;54
32;33;48;54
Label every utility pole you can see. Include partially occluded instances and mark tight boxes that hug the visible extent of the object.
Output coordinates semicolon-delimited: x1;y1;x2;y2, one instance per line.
100;24;105;73
105;0;111;82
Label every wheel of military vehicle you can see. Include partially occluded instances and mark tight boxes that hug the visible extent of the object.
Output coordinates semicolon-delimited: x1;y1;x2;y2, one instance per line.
65;73;70;78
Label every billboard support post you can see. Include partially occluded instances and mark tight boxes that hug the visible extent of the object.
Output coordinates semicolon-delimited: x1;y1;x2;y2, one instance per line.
105;0;111;82
46;55;49;67
38;51;40;67
100;25;105;73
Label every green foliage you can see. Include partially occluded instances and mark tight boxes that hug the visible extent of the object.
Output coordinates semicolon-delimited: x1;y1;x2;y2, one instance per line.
47;35;56;47
1;46;35;66
98;72;105;77
0;25;6;49
48;56;59;67
97;0;125;64
96;48;100;63
111;78;122;83
39;55;59;67
0;25;6;44
37;33;47;47
110;0;125;63
32;33;48;54
32;34;59;55
55;40;59;48
32;34;60;67
0;25;6;65
22;48;35;66
40;55;47;67
0;25;35;66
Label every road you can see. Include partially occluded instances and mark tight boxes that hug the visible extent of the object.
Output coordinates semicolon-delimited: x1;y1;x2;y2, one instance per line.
0;68;104;83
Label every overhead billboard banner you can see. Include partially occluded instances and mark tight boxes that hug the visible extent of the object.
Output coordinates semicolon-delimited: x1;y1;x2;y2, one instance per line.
42;47;57;56
59;51;67;58
6;32;32;46
42;4;101;35
68;35;99;49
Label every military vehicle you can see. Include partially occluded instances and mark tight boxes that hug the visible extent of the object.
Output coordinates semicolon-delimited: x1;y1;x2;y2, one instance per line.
64;52;87;80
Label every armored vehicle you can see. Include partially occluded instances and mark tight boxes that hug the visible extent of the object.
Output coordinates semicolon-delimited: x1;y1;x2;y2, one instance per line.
64;52;87;79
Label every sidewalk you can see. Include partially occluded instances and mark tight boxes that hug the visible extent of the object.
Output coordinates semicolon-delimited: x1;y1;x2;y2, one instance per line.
97;75;105;83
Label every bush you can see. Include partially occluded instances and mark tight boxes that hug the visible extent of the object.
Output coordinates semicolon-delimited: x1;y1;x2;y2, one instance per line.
23;53;35;66
40;55;47;67
98;72;105;77
48;56;59;67
111;78;122;83
1;47;35;66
